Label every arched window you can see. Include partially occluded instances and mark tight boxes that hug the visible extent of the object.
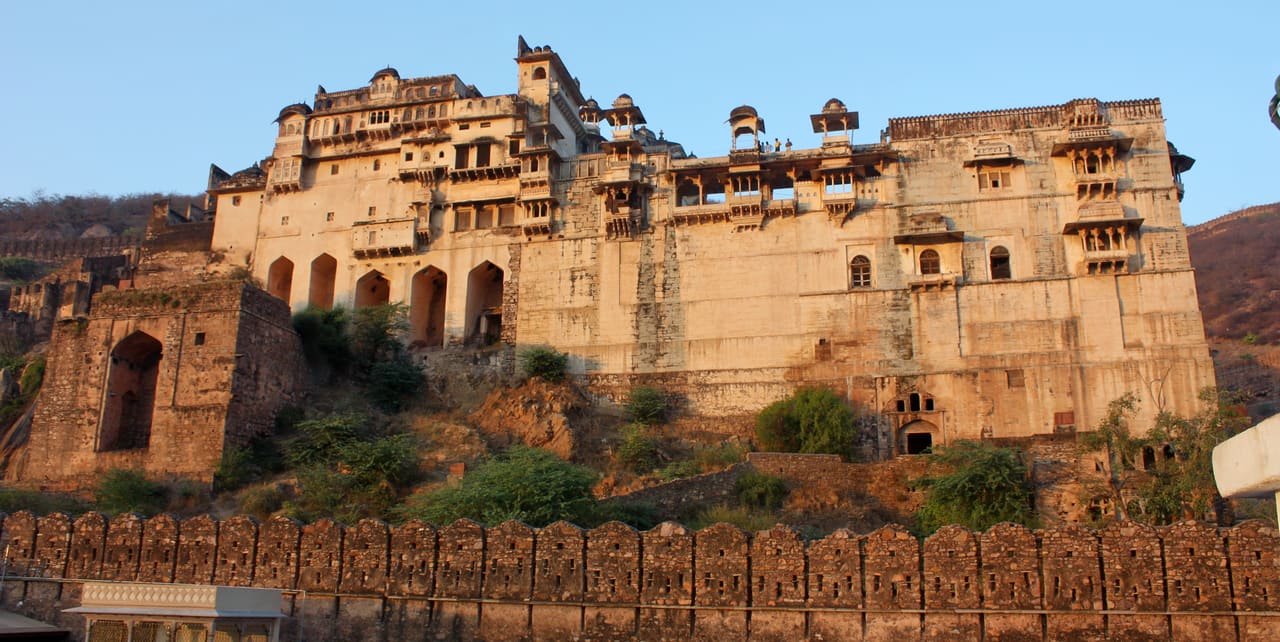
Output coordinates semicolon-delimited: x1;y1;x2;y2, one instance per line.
849;255;871;288
989;245;1011;280
532;67;547;80
919;249;941;275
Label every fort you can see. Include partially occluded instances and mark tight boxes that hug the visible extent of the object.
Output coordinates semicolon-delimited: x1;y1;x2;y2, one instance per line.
2;510;1278;641
200;36;1211;455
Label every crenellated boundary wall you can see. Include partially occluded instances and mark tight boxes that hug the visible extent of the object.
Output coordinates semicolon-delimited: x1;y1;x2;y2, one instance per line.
1;511;1278;641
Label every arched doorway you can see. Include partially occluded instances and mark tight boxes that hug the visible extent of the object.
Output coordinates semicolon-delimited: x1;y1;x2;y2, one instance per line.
898;420;939;455
355;270;390;308
308;254;337;310
410;266;447;347
267;257;294;302
100;331;163;451
465;261;504;345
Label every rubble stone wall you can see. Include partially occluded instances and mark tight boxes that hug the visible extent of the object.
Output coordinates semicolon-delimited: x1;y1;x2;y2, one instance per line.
3;511;1279;641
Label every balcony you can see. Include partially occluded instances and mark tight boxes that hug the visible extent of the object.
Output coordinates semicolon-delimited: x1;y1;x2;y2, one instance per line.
352;217;421;258
603;161;642;185
906;272;961;291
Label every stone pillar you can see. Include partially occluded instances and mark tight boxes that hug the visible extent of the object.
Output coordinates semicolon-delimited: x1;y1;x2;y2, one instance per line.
638;522;694;641
174;515;218;585
692;523;750;640
979;523;1041;642
214;515;259;587
102;513;144;582
807;528;862;640
1040;524;1104;641
137;514;178;583
66;512;107;580
532;521;585;641
1163;521;1234;642
255;515;301;589
1226;520;1280;641
431;519;484;641
749;525;806;641
584;521;640;639
1099;521;1167;641
482;520;535;640
863;524;921;642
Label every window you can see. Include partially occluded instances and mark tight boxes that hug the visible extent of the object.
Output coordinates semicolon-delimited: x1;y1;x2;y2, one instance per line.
405;152;414;161
459;123;471;130
532;67;547;80
919;249;941;275
990;246;1011;280
509;140;520;156
979;169;1011;190
368;206;376;217
455;145;469;169
455;207;473;231
373;159;381;171
1006;369;1025;388
367;231;377;245
369;110;390;125
325;211;334;222
824;171;853;194
280;216;289;226
849;255;871;288
231;196;241;206
330;164;339;175
474;144;491;167
480;121;491;128
194;332;206;346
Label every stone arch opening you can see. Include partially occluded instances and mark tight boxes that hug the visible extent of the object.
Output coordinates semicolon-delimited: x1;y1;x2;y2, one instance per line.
898;420;939;455
100;331;163;451
990;245;1011;280
308;254;337;310
355;270;390;308
465;261;504;345
410;266;447;348
267;257;294;302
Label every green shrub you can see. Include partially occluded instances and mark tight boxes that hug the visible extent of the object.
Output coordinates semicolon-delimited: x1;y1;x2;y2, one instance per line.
94;469;167;516
735;472;788;510
912;440;1035;535
285;413;370;469
238;484;285;520
616;424;661;473
588;500;660;530
292;306;351;375
519;346;568;383
694;443;745;469
755;387;858;459
350;303;410;372
625;386;668;425
18;356;44;395
657;459;703;481
214;433;284;493
0;257;46;282
689;505;776;532
402;446;596;526
0;486;89;515
367;354;425;412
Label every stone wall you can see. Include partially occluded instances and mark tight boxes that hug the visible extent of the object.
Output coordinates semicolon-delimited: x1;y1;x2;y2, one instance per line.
3;511;1279;641
11;279;305;488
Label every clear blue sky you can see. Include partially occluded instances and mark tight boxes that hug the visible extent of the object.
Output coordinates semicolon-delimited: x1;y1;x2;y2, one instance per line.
2;1;1276;224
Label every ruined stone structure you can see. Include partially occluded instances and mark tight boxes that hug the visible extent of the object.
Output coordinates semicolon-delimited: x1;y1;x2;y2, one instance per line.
8;202;306;488
207;37;1212;452
3;511;1278;641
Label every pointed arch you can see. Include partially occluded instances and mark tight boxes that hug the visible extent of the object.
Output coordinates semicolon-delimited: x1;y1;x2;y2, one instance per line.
465;261;504;345
267;257;294;302
100;331;163;451
410;266;447;347
308;254;337;310
355;270;390;308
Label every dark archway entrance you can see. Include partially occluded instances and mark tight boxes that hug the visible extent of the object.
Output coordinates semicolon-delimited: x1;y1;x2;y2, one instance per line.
309;254;337;310
355;270;391;308
267;257;294;303
465;261;504;345
410;266;447;347
898;420;939;455
100;331;163;451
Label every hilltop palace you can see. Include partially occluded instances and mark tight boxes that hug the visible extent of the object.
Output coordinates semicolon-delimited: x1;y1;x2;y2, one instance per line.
14;38;1214;485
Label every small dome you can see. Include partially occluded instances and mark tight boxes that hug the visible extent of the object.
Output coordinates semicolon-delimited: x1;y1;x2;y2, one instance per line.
822;98;847;113
274;103;312;123
729;105;759;121
584;97;600;109
369;66;400;83
612;94;634;108
231;164;265;180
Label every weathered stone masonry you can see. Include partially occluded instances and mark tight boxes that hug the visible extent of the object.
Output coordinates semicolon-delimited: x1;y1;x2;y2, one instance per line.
3;512;1278;641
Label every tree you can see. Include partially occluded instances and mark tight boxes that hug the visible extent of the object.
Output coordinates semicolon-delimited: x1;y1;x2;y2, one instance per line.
402;446;596;526
755;387;859;459
625;386;669;425
1079;388;1249;525
94;469;167;516
518;346;568;383
912;440;1035;535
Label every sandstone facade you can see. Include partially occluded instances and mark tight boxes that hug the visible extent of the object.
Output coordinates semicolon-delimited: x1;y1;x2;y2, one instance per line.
205;37;1212;452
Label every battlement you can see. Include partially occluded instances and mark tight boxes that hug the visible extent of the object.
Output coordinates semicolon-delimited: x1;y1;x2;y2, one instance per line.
3;512;1276;641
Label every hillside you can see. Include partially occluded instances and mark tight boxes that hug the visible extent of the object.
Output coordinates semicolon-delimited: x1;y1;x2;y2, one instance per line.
1188;201;1280;413
0;192;203;240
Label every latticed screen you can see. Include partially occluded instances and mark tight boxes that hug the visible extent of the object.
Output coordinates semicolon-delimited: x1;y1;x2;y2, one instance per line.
87;620;127;642
131;621;167;642
175;623;209;642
